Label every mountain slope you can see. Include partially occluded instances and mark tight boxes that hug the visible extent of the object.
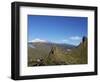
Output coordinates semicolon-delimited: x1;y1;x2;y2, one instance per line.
28;42;75;66
28;37;88;66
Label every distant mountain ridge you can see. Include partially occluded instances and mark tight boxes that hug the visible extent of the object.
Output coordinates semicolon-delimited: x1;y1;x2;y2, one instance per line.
28;41;76;49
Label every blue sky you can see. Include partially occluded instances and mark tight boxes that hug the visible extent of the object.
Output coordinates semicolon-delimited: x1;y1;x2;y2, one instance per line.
28;15;87;46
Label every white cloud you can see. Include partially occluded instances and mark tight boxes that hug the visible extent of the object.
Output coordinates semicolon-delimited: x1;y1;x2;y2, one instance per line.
62;39;69;42
29;38;47;43
69;36;81;40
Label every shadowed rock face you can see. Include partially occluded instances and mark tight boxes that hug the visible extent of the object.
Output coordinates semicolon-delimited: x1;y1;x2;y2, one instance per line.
82;36;87;43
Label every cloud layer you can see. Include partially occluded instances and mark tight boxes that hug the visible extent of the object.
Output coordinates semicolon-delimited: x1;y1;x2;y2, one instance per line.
69;36;81;40
29;38;47;43
62;36;81;42
62;36;82;45
29;36;82;45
